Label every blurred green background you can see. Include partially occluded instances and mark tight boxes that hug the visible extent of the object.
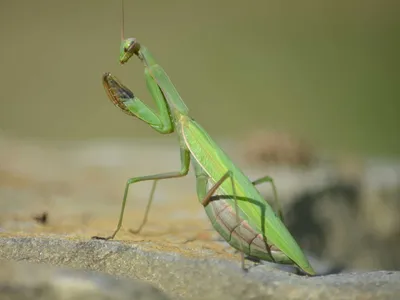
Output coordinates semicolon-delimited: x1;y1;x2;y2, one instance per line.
0;0;398;156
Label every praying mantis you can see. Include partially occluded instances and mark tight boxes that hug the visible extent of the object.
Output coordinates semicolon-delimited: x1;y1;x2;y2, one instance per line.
93;1;315;276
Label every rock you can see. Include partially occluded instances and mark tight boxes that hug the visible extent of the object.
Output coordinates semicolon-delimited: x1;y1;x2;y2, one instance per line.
0;237;399;300
1;136;400;298
282;160;400;271
0;259;169;300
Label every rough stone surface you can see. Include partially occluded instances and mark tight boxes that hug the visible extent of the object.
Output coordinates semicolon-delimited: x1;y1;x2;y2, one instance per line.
1;136;400;299
0;237;399;300
0;259;169;300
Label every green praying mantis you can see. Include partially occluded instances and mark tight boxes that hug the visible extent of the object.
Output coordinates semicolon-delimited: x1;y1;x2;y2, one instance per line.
93;1;315;276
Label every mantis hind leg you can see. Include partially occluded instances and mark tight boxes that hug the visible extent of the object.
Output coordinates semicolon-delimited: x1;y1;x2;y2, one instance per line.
193;165;246;270
92;147;191;240
252;175;284;223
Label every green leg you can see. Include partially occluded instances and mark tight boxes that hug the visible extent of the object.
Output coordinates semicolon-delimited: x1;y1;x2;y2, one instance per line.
252;176;284;222
103;68;173;133
93;147;191;240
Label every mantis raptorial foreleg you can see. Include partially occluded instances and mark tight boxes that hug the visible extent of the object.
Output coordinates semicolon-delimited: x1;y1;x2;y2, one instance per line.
103;69;172;133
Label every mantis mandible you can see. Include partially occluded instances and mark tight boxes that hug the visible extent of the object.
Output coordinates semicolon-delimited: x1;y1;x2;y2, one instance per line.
93;1;315;276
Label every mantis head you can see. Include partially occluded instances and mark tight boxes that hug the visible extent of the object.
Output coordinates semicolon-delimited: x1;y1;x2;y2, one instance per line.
119;38;141;64
118;0;141;65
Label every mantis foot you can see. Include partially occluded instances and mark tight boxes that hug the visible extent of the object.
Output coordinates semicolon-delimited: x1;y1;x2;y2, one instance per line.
91;235;114;240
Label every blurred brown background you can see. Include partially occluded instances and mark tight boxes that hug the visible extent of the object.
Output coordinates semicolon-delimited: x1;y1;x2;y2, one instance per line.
0;0;399;156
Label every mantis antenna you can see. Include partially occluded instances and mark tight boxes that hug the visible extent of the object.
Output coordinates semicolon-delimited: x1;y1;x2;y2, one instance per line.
121;0;125;41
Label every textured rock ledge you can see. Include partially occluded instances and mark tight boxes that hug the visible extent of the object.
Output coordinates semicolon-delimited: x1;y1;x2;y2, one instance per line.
0;237;398;300
0;259;169;300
